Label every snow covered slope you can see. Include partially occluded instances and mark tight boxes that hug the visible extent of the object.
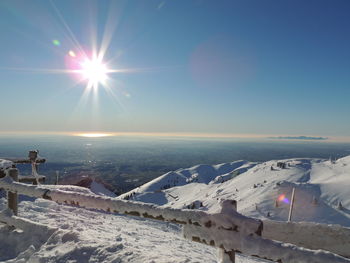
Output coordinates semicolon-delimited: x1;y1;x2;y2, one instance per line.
74;177;117;197
120;157;350;227
90;180;117;197
119;160;255;202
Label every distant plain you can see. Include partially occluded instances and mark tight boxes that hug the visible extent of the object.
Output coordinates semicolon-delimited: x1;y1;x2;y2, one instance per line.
1;135;350;194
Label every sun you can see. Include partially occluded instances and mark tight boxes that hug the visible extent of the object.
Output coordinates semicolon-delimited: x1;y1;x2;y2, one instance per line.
79;57;109;87
65;50;116;92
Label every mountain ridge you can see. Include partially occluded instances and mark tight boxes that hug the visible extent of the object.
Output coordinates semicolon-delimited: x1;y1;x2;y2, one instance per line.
119;156;350;226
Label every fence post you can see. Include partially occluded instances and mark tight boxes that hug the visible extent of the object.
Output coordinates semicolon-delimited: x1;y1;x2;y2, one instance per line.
217;200;236;263
218;248;235;263
55;171;59;185
7;168;19;216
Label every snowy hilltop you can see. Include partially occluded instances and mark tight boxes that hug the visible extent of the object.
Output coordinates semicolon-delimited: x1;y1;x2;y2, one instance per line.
74;177;117;198
119;156;350;226
1;156;350;262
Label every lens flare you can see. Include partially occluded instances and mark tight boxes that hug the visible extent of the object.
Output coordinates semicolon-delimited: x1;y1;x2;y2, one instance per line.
277;194;290;204
52;39;61;46
278;194;285;202
68;50;76;57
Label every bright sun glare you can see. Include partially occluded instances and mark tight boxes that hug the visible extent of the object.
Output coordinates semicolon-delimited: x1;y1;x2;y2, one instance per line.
80;57;108;86
75;133;112;138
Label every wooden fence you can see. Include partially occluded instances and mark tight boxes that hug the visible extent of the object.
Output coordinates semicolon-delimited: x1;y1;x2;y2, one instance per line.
1;168;350;263
262;219;350;259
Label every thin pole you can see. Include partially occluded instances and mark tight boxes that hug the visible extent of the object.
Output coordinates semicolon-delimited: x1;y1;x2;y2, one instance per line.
55;171;59;185
7;168;19;216
288;187;296;222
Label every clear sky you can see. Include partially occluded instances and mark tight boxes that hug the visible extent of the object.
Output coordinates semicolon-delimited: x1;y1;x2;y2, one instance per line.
1;0;350;138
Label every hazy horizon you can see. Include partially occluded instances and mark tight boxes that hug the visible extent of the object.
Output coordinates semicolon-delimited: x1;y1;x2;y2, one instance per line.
1;131;350;143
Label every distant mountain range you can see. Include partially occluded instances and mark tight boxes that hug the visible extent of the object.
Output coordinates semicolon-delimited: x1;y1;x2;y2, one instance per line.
268;136;328;140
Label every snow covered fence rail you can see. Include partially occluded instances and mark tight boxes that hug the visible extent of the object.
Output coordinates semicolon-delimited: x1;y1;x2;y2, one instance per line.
0;170;263;234
0;208;57;236
1;171;350;263
262;219;350;259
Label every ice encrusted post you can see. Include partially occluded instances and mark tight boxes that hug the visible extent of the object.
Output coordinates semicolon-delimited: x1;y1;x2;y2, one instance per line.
29;150;40;185
217;200;237;263
182;198;263;263
7;168;18;216
218;247;235;263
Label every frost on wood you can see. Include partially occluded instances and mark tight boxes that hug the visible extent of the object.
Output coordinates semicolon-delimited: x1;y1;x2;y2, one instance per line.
0;208;57;236
184;224;350;263
218;248;235;263
262;220;350;259
182;201;350;263
0;159;13;170
183;200;262;249
0;176;49;198
0;177;261;232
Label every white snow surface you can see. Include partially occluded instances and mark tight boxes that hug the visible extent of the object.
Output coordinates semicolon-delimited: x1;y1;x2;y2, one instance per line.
0;159;13;170
121;157;350;226
90;180;117;197
1;156;350;262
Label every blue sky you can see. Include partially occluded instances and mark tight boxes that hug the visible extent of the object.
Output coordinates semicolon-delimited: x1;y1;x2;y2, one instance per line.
0;0;350;138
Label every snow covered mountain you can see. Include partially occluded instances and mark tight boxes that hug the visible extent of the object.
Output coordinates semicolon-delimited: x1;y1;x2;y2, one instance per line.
119;156;350;226
74;177;117;198
1;156;350;262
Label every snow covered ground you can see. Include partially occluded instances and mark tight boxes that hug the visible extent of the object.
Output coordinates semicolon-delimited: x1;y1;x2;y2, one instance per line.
1;156;350;262
120;157;350;226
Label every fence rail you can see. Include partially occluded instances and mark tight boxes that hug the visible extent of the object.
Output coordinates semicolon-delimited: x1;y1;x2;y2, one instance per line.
1;168;350;263
262;219;350;259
